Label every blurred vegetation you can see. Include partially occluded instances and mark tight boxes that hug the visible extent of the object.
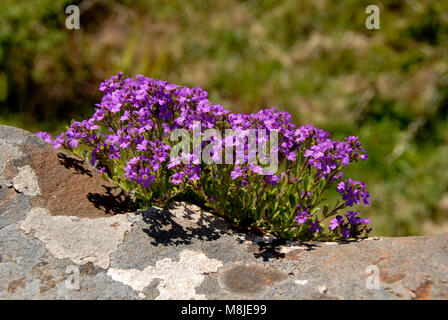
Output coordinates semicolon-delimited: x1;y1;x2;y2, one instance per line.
1;0;447;236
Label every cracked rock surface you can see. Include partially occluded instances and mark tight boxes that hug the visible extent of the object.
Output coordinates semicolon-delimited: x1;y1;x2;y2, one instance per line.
1;125;448;300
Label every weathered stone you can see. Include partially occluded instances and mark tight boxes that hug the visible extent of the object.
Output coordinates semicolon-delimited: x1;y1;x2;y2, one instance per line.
108;250;223;299
12;165;40;196
0;188;32;230
1;125;448;300
0;126;44;187
19;207;133;268
221;264;288;294
30;148;135;218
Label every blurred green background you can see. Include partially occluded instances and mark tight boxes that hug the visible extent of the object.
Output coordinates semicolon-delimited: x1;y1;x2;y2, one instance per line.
1;0;447;236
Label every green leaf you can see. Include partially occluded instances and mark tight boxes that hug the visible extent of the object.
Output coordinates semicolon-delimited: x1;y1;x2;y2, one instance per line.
322;204;329;217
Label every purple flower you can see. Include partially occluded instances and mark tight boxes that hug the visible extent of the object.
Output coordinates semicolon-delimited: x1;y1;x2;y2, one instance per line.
344;211;372;227
93;109;105;121
136;139;148;152
337;179;370;207
119;138;131;149
137;168;155;188
90;150;98;166
68;138;79;148
35;132;53;144
295;204;312;224
120;110;130;122
329;210;371;239
341;226;350;239
295;212;309;224
330;215;344;230
361;218;371;225
249;164;263;175
96;167;106;174
230;166;243;180
359;154;368;161
171;172;185;185
309;220;322;233
265;175;279;185
187;165;201;182
52;134;65;149
286;151;296;161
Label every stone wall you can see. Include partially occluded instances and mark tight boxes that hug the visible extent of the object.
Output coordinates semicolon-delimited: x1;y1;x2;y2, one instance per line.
0;125;447;299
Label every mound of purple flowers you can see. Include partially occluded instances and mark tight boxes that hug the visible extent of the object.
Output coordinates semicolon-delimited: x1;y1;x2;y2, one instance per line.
36;73;371;241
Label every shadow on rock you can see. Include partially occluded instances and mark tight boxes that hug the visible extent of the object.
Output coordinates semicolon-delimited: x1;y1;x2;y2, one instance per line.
87;185;137;215
57;153;93;177
140;206;230;246
235;235;319;261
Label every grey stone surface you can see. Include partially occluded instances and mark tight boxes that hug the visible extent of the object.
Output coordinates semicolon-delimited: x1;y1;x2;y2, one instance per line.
0;190;31;230
1;125;448;300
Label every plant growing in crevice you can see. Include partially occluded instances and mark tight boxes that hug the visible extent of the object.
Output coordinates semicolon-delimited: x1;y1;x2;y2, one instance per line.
36;73;371;241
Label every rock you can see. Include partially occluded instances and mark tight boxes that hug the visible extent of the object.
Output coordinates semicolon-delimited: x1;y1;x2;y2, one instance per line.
1;125;448;299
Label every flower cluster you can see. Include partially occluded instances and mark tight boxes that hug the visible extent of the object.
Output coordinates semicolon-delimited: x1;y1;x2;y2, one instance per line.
36;73;372;241
304;137;367;179
295;205;312;224
330;211;371;239
337;179;371;207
